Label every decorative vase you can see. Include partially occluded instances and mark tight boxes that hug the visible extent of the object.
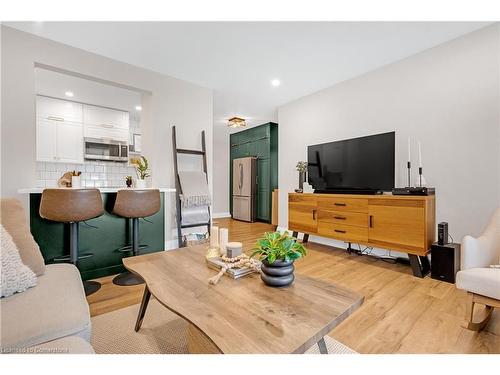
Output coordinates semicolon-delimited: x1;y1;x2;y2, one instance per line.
71;176;81;189
260;259;295;287
136;179;147;189
298;171;306;192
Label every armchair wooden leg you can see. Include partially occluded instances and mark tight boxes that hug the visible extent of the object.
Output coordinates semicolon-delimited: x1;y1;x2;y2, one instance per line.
465;293;475;322
462;292;495;332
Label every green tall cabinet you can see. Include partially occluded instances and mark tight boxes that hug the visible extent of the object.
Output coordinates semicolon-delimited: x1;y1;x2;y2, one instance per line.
230;122;278;222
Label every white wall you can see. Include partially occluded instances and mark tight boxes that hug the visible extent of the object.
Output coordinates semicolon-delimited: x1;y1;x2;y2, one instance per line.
278;24;500;246
212;125;230;216
1;26;213;246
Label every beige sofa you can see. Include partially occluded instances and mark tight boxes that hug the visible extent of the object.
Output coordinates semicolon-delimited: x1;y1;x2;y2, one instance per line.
0;198;94;354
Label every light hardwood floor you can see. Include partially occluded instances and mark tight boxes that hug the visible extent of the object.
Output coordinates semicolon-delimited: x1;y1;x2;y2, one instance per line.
87;218;499;354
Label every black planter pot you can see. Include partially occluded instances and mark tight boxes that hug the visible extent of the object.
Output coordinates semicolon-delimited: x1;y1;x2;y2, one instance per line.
260;259;295;287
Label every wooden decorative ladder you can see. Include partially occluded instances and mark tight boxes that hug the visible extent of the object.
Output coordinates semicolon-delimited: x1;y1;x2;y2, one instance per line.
171;126;211;247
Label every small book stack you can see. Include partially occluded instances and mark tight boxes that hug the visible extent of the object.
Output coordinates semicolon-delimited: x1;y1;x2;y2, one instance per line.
206;257;261;279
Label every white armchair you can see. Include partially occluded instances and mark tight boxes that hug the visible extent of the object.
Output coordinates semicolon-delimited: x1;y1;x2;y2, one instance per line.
456;208;500;331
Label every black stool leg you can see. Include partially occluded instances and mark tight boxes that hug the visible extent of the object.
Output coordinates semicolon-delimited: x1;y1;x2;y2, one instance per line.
70;222;79;264
113;218;144;286
132;217;139;256
70;222;101;296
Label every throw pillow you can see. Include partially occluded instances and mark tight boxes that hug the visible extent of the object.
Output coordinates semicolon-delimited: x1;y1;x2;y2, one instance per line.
1;224;37;298
0;198;46;276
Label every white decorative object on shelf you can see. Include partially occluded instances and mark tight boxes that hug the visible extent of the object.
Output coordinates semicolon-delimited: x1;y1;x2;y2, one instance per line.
302;182;314;193
136;179;147;189
71;175;81;189
418;174;427;187
226;242;243;258
210;226;219;248
219;228;229;256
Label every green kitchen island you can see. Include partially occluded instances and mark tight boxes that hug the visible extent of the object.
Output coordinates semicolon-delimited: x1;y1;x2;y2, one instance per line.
18;187;175;280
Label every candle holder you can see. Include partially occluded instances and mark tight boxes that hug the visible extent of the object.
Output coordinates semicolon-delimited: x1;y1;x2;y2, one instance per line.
407;161;412;188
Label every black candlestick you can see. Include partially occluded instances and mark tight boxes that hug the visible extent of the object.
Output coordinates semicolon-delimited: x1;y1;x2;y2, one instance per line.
407;161;411;188
419;167;423;187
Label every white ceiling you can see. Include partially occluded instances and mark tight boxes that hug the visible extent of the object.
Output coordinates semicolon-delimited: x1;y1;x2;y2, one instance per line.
35;67;143;123
7;22;491;128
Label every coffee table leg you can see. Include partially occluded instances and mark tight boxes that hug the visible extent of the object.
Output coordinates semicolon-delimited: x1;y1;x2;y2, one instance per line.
317;337;328;354
135;286;151;332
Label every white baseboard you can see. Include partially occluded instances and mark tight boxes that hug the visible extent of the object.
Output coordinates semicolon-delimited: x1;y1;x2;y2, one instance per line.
164;239;180;250
213;212;231;219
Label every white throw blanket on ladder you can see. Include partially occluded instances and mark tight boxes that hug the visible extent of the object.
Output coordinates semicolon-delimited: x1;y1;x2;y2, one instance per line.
178;171;212;208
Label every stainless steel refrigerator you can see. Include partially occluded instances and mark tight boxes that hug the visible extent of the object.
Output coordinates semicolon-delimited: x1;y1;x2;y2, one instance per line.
232;157;257;222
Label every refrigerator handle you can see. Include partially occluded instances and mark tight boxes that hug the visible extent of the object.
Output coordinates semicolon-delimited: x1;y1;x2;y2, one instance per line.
239;163;243;190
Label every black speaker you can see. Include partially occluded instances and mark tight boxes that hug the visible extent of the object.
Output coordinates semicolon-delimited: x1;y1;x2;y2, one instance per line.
438;222;449;245
431;243;460;283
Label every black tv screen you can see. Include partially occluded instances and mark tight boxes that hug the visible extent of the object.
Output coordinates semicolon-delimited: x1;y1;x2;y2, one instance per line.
307;132;395;193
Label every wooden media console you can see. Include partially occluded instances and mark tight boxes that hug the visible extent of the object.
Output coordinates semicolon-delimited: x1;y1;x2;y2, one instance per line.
288;193;436;277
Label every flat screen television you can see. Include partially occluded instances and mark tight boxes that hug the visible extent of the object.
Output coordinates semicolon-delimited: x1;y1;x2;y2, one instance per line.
307;132;395;194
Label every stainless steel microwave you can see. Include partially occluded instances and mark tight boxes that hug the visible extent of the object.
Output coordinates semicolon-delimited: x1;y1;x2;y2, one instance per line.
84;137;128;162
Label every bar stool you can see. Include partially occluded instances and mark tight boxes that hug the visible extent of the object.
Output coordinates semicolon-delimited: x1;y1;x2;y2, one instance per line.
112;189;161;286
39;188;104;296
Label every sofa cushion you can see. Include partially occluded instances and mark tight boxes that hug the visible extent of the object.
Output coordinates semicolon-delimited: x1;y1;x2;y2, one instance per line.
26;336;94;354
1;224;37;298
456;268;500;300
0;198;45;276
0;263;91;349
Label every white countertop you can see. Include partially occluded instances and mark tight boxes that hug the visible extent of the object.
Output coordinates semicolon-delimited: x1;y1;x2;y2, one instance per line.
18;187;176;194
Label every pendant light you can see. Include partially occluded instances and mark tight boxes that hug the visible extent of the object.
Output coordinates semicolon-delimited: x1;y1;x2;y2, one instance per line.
227;116;246;128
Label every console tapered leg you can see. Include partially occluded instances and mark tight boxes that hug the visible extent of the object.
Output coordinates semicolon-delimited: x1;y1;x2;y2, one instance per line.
409;254;430;278
135;286;151;332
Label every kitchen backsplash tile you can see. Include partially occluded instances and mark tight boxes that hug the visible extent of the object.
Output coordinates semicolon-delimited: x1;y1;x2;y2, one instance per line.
36;161;136;188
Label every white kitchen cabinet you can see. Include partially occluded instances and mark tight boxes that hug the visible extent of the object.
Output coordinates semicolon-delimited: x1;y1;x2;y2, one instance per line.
36;118;57;162
36;117;84;164
83;105;129;129
83;104;130;143
36;96;84;164
36;96;83;123
56;121;84;163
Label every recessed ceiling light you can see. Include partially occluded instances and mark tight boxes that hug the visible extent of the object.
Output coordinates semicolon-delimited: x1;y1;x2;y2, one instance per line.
271;79;281;87
65;91;74;97
135;105;142;111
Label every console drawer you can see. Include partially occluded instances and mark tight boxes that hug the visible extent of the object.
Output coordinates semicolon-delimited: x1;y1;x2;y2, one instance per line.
318;222;368;242
318;210;368;228
317;197;368;213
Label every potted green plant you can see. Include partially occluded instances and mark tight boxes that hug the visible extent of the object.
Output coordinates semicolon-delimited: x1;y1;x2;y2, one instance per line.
135;156;150;188
296;161;308;193
251;231;307;287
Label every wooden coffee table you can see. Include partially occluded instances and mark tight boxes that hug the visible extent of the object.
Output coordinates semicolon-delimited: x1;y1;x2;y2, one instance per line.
123;245;364;354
